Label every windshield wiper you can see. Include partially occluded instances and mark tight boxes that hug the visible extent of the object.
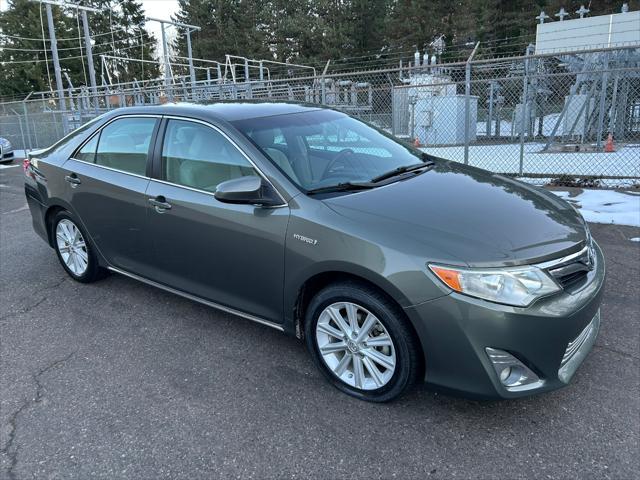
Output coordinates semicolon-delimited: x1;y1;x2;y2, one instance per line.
306;182;375;195
370;160;435;184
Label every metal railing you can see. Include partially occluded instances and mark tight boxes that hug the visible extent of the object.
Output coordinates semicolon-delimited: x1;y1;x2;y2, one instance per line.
1;44;639;186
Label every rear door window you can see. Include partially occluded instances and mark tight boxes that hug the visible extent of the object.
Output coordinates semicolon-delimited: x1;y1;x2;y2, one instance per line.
94;117;157;176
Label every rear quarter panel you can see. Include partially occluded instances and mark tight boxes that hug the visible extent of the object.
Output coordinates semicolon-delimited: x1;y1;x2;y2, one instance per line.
24;119;108;256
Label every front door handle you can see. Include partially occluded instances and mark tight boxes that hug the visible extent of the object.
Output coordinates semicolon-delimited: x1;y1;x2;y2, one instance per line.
148;196;172;212
64;173;81;187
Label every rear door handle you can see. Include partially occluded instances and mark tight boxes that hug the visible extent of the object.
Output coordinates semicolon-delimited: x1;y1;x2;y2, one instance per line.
148;196;172;212
64;173;81;187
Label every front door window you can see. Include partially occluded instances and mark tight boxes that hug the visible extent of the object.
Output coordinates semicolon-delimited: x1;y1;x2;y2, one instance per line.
162;119;257;192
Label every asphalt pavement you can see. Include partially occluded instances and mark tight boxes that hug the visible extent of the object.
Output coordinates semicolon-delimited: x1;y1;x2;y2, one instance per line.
1;164;639;479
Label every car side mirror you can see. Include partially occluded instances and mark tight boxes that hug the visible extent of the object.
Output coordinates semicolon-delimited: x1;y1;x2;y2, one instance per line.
214;176;282;207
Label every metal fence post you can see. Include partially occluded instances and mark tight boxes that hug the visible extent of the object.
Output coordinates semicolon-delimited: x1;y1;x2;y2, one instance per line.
391;85;396;136
464;42;480;165
410;98;416;141
486;82;494;138
595;52;610;149
519;44;534;176
22;93;33;151
10;109;25;151
32;118;40;148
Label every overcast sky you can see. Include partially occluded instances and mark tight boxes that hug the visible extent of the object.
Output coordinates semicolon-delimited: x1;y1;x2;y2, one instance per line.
140;0;180;20
140;0;180;54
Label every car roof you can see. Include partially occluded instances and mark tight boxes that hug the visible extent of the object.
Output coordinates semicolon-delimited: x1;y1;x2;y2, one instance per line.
104;101;325;122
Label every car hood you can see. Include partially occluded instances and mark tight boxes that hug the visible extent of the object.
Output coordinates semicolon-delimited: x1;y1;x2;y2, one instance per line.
322;160;587;267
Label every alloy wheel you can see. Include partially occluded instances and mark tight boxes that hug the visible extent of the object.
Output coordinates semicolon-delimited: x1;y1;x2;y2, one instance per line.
55;219;89;276
315;301;396;390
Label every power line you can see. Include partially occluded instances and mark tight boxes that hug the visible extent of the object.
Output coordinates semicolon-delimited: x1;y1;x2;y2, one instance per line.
0;35;152;53
0;41;155;65
0;26;130;43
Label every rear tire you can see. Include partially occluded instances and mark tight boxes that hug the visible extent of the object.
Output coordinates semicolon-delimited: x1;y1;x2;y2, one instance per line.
51;211;106;283
305;281;421;402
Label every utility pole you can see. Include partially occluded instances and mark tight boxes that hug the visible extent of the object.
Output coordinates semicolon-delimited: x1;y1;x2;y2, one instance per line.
147;17;201;100
32;0;105;124
160;23;172;98
185;28;196;89
463;42;480;165
80;8;100;111
44;2;68;132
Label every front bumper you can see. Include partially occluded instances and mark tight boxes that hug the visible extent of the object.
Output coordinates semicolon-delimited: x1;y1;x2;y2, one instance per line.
404;241;605;399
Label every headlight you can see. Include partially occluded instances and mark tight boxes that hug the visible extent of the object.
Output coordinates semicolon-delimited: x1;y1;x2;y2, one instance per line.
428;264;560;307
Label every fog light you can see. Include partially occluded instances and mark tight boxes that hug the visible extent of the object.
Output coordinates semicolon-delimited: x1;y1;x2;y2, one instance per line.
499;366;511;383
486;348;543;392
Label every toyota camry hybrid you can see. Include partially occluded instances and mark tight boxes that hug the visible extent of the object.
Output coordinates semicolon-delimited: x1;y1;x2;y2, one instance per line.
24;102;605;402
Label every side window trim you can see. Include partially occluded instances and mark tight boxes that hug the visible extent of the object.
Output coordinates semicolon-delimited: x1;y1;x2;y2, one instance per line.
155;115;287;206
72;129;101;164
145;117;162;177
150;117;167;181
69;114;161;179
71;128;101;163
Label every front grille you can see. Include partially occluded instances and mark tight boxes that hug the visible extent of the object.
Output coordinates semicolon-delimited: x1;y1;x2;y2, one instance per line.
555;270;588;288
541;244;595;290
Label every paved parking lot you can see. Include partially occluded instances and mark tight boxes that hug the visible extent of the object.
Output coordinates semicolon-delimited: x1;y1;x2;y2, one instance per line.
1;164;639;479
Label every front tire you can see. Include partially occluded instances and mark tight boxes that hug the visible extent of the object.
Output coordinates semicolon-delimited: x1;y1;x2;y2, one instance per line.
52;211;105;283
305;281;421;402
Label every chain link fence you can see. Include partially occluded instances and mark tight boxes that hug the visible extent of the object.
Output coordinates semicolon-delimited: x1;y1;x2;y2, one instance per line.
1;45;639;186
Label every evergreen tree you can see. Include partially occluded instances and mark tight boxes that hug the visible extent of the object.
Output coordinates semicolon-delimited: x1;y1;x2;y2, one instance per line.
3;0;636;97
0;0;157;97
0;0;75;96
172;0;269;81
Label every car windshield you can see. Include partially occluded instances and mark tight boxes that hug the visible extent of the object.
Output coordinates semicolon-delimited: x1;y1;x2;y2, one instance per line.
232;109;425;192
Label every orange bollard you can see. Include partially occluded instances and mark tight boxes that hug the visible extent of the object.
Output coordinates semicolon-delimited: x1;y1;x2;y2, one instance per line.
604;133;615;153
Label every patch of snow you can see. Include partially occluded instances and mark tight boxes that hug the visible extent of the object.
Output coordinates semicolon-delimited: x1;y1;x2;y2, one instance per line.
551;190;640;227
421;142;640;188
